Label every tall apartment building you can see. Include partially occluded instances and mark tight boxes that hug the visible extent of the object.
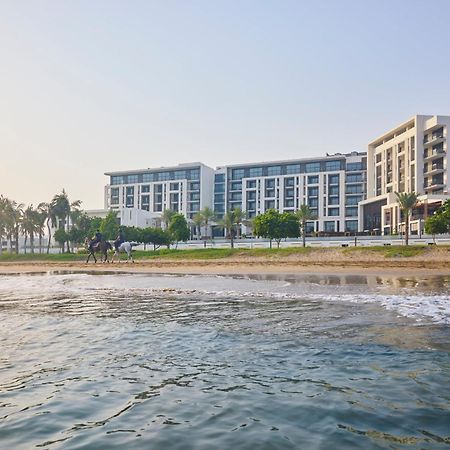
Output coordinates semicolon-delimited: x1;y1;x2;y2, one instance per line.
213;152;366;236
359;115;450;235
104;163;214;227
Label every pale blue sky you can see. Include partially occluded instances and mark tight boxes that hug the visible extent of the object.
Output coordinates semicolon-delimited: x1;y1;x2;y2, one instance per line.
1;0;450;209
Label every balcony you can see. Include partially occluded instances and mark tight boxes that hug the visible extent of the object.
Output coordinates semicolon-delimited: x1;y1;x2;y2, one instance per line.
423;148;445;161
423;163;445;176
423;135;444;148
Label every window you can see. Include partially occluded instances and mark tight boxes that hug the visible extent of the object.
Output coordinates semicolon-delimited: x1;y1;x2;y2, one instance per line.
142;173;154;182
346;185;363;194
111;187;119;205
214;204;225;213
284;177;295;186
230;192;242;201
126;186;134;207
345;220;358;232
325;160;342;171
189;169;200;180
127;175;138;184
247;191;256;200
249;167;263;177
141;195;150;205
267;166;282;176
231;181;242;191
345;196;362;205
346;174;363;183
286;164;300;174
308;198;318;207
174;170;186;180
231;169;245;180
328;208;340;216
324;221;335;232
111;176;124;185
141;185;150;193
347;162;364;171
329;186;339;196
328;174;340;185
215;173;225;182
215;194;225;203
265;179;276;189
189;182;200;191
345;207;358;217
308;187;319;197
305;162;320;173
308;175;319;184
247;180;257;188
247;201;256;211
265;200;276;209
285;188;294;198
214;183;225;193
284;199;294;208
170;183;179;190
190;192;200;201
328;196;339;205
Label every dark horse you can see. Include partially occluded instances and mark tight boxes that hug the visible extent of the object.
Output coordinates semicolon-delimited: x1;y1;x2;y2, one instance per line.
85;238;113;263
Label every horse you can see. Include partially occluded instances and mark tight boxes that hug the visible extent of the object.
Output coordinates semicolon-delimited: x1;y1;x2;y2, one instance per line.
85;238;113;263
111;241;136;263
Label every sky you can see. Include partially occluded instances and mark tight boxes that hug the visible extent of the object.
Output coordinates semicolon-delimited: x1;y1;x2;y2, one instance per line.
1;0;450;210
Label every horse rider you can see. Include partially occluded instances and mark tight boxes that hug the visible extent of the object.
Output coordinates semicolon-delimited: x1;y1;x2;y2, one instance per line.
114;228;125;252
89;229;103;251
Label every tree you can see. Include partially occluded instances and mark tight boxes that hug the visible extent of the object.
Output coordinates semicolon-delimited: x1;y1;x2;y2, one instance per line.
192;212;203;240
424;212;448;243
161;209;176;230
54;228;69;253
150;227;172;250
295;204;316;248
233;208;246;239
51;190;81;252
216;211;236;248
199;206;215;239
100;210;119;240
21;205;39;254
38;202;57;254
253;209;299;248
168;213;190;248
395;192;418;246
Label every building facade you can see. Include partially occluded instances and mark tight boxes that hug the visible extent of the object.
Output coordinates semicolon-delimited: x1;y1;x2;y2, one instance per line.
359;115;450;235
213;152;366;236
104;163;215;227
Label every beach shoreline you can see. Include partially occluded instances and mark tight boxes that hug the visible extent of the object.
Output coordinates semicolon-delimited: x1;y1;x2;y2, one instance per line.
1;258;449;277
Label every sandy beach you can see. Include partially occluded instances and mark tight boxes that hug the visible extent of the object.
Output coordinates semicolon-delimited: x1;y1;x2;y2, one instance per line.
1;247;450;276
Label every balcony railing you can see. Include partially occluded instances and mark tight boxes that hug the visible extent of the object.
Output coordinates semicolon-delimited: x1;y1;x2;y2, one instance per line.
423;134;444;147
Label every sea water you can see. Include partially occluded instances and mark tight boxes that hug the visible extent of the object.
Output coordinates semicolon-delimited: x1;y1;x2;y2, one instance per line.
0;271;449;449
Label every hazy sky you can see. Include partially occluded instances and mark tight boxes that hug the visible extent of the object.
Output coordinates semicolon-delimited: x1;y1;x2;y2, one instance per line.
1;0;450;210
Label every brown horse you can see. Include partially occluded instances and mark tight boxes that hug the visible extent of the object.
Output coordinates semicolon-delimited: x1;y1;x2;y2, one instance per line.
85;238;113;263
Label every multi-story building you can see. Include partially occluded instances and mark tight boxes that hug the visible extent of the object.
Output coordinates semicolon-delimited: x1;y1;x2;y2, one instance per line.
359;115;450;235
213;152;366;236
104;162;214;227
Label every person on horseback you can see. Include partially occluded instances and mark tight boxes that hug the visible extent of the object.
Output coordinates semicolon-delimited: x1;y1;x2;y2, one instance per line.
89;229;103;252
114;228;125;252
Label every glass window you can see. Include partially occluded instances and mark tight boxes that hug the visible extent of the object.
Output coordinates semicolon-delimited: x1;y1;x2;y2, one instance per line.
328;208;340;216
308;175;319;184
189;169;200;180
247;201;256;211
285;188;294;198
346;185;363;194
141;185;150;193
170;183;179;190
214;193;225;203
325;160;342;171
141;195;150;205
305;162;320;173
265;179;275;189
231;169;245;180
111;187;119;205
142;173;153;182
230;192;242;201
214;183;225;193
267;166;282;176
247;180;257;188
328;174;340;184
249;167;263;177
111;176;124;185
345;207;358;217
215;173;225;182
247;191;257;200
328;196;339;205
127;175;138;184
174;170;186;180
214;204;225;213
284;199;295;208
346;174;363;183
189;182;200;191
324;221;335;232
265;200;276;209
286;164;300;174
329;186;339;196
308;198;318;207
347;162;364;171
308;187;319;197
231;181;242;191
345;220;358;232
345;195;362;205
285;177;295;186
190;192;200;201
126;186;134;196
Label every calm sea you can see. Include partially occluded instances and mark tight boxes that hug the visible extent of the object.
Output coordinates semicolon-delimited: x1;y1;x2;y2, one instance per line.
0;271;449;449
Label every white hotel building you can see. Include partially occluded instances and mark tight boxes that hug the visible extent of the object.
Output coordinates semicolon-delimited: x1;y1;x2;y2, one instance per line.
359;115;450;235
104;152;367;236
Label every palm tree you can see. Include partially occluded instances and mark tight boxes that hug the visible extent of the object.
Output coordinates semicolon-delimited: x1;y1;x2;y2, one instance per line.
161;209;175;230
192;212;203;240
395;192;419;246
21;205;39;254
199;206;215;240
217;210;236;248
38;202;58;254
51;190;81;252
232;208;246;239
296;204;316;248
4;199;23;254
